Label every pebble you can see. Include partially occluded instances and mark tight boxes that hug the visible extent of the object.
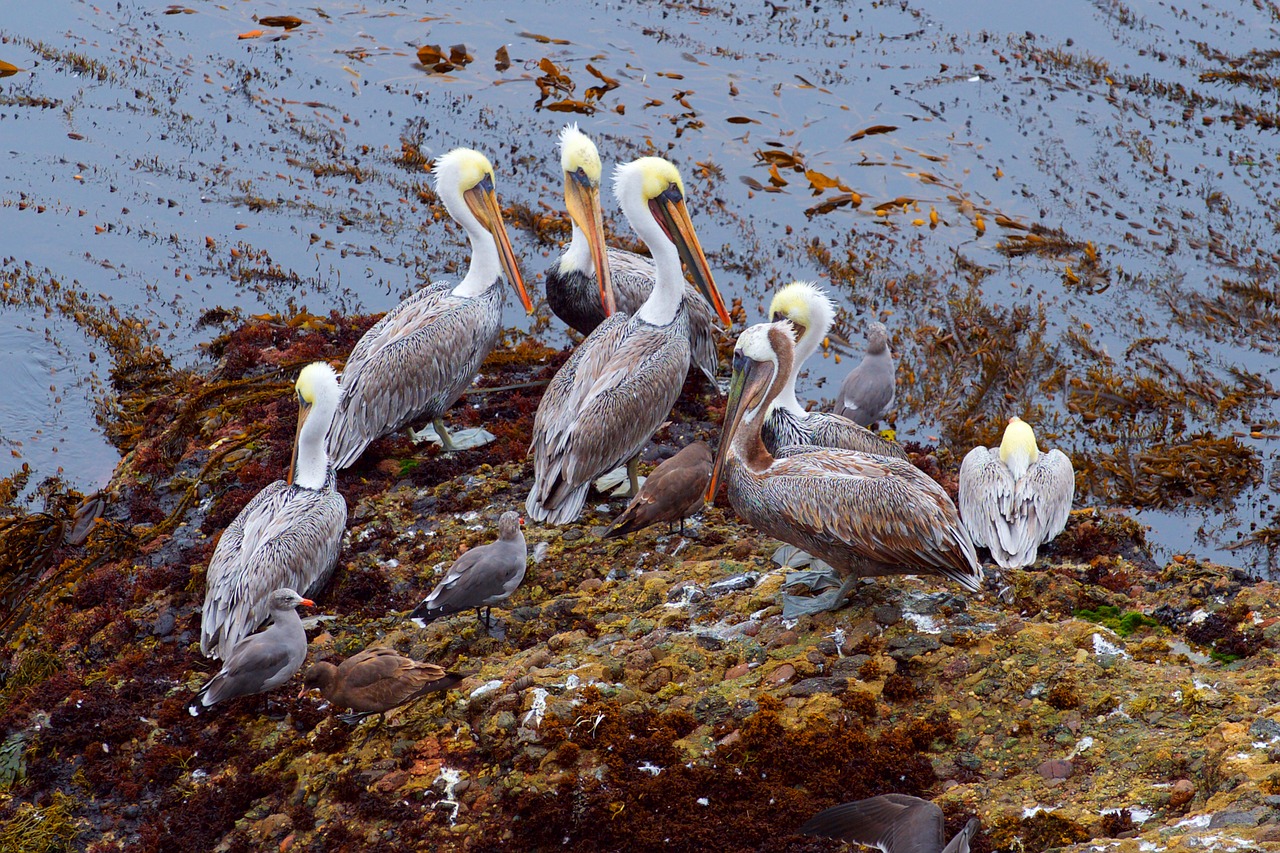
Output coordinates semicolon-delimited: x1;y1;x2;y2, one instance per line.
790;677;846;698
766;664;795;685
886;634;941;662
1170;778;1195;808
152;609;175;637
1037;759;1073;780
724;663;750;679
708;573;759;595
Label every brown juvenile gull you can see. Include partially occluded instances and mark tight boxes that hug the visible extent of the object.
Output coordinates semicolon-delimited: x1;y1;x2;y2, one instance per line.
959;415;1075;569
799;793;980;853
201;362;346;661
191;588;312;713
301;645;467;724
836;319;897;427
410;511;528;629
706;322;982;613
604;440;713;539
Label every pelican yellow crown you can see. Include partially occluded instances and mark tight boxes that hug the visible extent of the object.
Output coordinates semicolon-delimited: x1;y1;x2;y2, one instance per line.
295;361;338;406
433;147;494;193
999;415;1040;478
559;124;602;183
618;156;686;202
768;280;834;338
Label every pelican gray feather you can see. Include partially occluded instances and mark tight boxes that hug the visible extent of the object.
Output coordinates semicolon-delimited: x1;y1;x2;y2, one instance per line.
201;363;347;661
764;281;906;460
707;323;982;609
326;147;531;466
546;125;722;387
799;793;980;853
527;156;733;525
959;416;1074;569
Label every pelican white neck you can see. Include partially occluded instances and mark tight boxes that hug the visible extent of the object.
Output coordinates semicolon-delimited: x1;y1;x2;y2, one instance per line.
614;162;684;326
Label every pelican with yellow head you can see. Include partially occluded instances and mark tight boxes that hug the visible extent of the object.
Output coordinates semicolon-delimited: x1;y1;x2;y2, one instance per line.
528;155;732;524
202;362;347;660
546;125;723;387
326;147;531;465
958;416;1075;569
764;281;906;459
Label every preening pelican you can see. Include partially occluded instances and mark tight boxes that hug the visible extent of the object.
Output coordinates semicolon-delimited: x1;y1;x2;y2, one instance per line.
958;416;1074;569
546;125;722;387
706;323;982;609
765;281;906;460
201;362;346;660
326;147;532;465
528;156;732;524
836;319;896;426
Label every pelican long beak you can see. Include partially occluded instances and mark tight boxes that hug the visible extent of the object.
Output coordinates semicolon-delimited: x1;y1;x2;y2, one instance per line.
650;190;732;327
706;351;772;503
565;171;615;316
288;400;312;486
465;178;534;314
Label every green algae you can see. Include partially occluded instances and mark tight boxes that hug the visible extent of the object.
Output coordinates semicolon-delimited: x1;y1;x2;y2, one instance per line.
1074;605;1158;637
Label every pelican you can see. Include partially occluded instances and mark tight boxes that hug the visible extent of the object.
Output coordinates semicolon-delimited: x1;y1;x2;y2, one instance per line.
800;794;981;853
527;156;732;524
706;322;982;610
201;362;347;660
546;124;721;386
958;416;1074;569
836;318;897;426
326;147;532;465
765;281;906;460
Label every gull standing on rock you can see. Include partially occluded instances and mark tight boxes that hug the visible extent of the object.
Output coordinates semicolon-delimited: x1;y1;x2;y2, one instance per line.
201;363;346;661
326;147;532;464
301;645;467;724
799;794;981;853
603;440;713;539
546;124;722;386
959;416;1075;569
836;319;897;427
527;156;733;523
706;322;982;612
410;511;528;629
765;281;906;459
192;588;313;711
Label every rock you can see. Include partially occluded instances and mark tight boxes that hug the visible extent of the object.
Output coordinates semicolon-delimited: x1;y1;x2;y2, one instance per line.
724;663;750;679
640;667;672;693
692;693;730;723
666;581;704;604
790;677;846;697
872;604;902;626
695;633;725;651
1209;809;1266;828
886;634;941;663
766;664;795;686
1037;759;1073;780
1170;778;1195;808
1249;717;1280;741
708;573;759;596
767;630;799;649
578;578;603;592
152;609;176;637
832;655;870;677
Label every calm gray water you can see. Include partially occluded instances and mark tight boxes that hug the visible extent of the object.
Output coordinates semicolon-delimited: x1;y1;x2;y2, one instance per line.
2;0;1277;569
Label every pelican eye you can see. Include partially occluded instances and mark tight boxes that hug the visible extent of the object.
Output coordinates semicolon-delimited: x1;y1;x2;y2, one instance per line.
731;350;749;373
660;182;683;204
475;173;495;193
572;167;593;186
770;311;783;322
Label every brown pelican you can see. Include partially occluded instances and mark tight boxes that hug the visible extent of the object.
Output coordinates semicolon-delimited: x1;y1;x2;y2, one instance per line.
765;281;906;460
326;147;532;464
201;363;347;661
301;645;466;724
546;124;721;386
800;794;981;853
527;156;732;524
836;319;896;426
604;440;713;538
959;416;1075;569
410;511;527;628
706;322;982;609
192;588;313;711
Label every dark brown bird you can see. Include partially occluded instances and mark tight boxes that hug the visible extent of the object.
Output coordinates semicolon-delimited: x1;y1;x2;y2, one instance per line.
799;794;980;853
301;645;467;724
604;441;713;538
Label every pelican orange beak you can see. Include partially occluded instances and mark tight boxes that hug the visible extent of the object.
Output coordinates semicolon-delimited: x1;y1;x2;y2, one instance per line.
288;397;312;486
706;349;774;503
649;186;732;327
565;169;615;316
465;176;534;314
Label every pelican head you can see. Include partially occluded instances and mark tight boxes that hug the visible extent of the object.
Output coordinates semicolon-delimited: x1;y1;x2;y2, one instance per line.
769;280;833;347
999;415;1040;480
613;157;732;326
433;148;533;314
559;124;614;316
291;361;340;487
706;321;796;502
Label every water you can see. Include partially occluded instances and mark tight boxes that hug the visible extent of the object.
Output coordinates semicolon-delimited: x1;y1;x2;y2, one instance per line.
1;0;1277;569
